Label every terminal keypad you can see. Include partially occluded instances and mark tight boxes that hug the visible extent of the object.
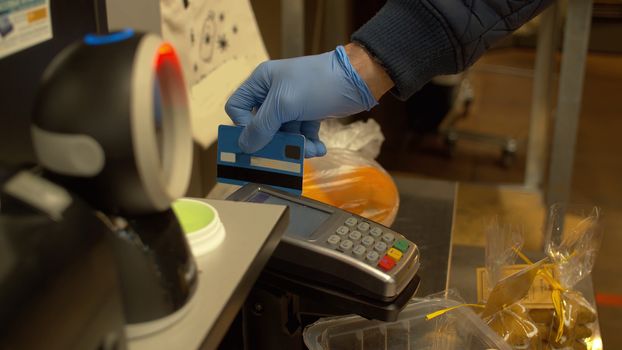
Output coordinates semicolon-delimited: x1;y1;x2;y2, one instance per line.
326;217;411;272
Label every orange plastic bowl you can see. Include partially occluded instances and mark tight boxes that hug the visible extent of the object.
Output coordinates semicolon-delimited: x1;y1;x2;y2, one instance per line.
303;162;399;226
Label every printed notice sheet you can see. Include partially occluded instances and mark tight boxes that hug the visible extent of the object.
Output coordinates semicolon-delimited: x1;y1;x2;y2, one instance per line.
161;0;269;147
0;0;53;59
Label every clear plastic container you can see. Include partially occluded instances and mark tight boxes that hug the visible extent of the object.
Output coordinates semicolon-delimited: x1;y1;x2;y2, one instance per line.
303;298;511;350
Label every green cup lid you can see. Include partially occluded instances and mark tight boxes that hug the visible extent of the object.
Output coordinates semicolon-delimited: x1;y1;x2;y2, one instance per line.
172;199;216;234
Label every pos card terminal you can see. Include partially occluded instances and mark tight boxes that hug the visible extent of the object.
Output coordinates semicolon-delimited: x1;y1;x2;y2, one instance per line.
227;184;420;302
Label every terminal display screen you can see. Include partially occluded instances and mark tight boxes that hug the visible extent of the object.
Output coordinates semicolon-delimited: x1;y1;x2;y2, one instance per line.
249;192;330;238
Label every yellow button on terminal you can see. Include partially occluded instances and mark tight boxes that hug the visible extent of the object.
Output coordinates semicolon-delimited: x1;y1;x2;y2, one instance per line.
387;247;403;262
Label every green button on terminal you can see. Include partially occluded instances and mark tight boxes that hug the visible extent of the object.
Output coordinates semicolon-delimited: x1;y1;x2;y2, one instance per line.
393;239;409;253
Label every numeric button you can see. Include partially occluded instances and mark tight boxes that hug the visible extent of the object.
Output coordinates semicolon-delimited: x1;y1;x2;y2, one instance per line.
352;245;366;258
335;226;349;236
339;239;354;251
374;241;388;253
370;227;383;236
361;236;375;247
357;222;370;232
381;232;395;244
348;231;362;241
345;217;358;227
326;235;341;248
369;227;382;237
366;251;380;263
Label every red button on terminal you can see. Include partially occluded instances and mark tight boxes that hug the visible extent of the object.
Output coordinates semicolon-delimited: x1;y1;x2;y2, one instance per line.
378;255;396;271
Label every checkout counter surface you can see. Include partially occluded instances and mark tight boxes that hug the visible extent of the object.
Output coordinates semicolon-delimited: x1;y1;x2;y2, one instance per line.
130;176;602;349
389;176;456;296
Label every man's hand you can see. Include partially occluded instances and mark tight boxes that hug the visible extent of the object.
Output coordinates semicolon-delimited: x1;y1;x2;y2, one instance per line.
225;44;393;158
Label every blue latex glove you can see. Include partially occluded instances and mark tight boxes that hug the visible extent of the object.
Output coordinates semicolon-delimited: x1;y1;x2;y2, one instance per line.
225;46;377;158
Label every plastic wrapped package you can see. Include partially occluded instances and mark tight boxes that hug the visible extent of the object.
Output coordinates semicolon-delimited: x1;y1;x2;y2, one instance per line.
479;219;543;349
303;119;399;226
484;219;524;291
303;296;512;350
538;204;602;350
485;304;541;350
474;206;603;350
530;291;596;350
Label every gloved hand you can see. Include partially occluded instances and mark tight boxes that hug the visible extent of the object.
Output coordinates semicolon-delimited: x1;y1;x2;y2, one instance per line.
225;46;378;158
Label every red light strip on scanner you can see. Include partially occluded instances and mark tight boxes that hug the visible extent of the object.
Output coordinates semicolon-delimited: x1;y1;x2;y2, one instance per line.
155;42;179;69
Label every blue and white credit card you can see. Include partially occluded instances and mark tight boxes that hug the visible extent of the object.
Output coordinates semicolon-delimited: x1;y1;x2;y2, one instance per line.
217;125;305;195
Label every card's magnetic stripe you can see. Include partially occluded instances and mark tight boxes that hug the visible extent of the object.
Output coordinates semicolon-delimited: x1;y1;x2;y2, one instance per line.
217;164;303;190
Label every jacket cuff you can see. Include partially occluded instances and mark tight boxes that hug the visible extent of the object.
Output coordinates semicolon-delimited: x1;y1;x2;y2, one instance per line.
351;0;459;100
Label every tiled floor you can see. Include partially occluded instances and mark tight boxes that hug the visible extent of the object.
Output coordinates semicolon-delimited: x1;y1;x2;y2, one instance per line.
364;48;622;347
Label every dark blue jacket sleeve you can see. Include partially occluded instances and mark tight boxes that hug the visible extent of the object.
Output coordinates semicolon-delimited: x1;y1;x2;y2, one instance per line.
352;0;552;100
